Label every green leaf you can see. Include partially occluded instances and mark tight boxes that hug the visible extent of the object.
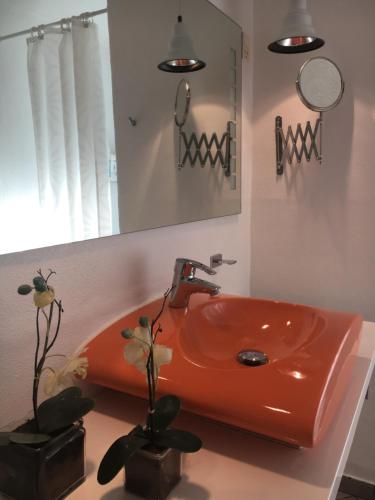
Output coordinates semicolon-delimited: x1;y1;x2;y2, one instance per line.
33;276;47;292
97;428;149;485
37;387;82;415
17;284;33;295
147;395;180;432
9;432;51;445
153;428;202;453
38;387;94;434
0;432;51;446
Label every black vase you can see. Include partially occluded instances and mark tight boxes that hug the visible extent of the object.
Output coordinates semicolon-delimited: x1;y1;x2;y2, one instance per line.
0;421;85;500
125;447;181;500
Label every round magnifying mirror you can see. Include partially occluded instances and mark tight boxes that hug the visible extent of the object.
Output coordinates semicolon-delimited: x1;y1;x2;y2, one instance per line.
174;79;191;128
296;57;344;112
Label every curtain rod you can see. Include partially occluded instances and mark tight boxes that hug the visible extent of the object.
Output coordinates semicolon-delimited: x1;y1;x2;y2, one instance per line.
0;8;108;43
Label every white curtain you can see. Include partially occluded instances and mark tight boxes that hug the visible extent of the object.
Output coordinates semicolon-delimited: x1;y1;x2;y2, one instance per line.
27;19;112;241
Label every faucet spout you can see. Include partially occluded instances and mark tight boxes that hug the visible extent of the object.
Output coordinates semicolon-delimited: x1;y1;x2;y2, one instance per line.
186;277;221;295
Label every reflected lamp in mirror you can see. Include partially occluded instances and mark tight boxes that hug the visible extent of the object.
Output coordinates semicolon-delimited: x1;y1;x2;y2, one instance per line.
158;14;206;73
268;0;324;54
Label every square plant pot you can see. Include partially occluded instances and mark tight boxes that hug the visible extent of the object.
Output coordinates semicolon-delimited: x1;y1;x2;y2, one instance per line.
0;421;85;500
125;447;181;500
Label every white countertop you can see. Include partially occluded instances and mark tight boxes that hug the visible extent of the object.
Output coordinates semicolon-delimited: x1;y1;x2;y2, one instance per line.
69;321;375;499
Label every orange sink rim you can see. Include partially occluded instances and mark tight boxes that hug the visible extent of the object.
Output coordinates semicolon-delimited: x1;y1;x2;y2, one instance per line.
85;294;363;448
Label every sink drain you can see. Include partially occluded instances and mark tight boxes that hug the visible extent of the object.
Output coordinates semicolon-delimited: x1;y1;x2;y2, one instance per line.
236;350;268;367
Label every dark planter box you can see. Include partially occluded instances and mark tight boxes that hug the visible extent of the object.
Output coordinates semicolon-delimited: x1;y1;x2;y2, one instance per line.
0;422;85;500
125;447;181;500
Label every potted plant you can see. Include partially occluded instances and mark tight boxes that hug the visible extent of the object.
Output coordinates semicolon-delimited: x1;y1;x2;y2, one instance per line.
97;289;202;499
0;269;94;500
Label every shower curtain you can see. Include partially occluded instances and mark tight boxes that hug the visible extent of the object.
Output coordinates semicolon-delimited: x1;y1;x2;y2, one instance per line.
27;19;112;241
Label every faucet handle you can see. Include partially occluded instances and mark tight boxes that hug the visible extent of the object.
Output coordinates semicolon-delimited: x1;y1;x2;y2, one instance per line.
175;258;216;277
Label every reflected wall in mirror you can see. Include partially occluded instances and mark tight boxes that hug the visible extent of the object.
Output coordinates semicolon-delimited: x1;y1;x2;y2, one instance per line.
109;0;242;233
0;0;242;255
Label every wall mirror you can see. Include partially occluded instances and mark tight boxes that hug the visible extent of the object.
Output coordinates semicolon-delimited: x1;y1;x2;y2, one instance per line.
0;0;242;255
275;57;344;175
296;57;345;112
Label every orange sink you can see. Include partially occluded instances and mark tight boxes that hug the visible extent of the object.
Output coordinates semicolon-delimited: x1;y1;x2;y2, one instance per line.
85;294;362;447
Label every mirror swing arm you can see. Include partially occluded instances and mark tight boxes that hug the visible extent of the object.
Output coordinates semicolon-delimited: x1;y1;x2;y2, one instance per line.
275;113;322;175
175;45;237;178
177;121;234;177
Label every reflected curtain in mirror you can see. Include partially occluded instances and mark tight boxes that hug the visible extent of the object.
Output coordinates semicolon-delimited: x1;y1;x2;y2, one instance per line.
0;0;240;255
27;19;112;244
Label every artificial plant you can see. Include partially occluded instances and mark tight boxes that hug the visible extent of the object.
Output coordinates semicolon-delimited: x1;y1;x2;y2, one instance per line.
97;288;202;485
0;269;94;447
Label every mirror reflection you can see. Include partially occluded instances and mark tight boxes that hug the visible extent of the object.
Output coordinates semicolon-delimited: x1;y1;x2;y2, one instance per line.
111;0;242;234
174;79;191;129
0;0;242;255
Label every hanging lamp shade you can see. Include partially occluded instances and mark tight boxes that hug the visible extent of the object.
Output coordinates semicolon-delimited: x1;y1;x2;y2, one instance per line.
268;0;324;54
158;16;206;73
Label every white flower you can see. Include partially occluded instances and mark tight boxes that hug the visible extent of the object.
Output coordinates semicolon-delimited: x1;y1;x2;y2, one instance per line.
153;344;173;376
123;326;172;380
44;349;89;396
33;287;55;308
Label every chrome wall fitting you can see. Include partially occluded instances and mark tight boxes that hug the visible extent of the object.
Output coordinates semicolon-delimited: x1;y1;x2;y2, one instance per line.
210;253;237;269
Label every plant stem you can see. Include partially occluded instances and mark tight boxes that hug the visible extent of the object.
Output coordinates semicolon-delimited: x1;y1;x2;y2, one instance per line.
150;287;173;339
145;287;175;441
153;325;162;344
32;308;41;431
32;301;56;432
46;301;62;354
146;356;155;440
34;308;40;374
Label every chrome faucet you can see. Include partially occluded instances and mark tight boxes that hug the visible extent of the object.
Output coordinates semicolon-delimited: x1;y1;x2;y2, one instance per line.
169;258;221;308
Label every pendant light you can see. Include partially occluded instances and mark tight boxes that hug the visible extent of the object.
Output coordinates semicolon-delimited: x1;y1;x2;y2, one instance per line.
268;0;324;54
158;1;206;73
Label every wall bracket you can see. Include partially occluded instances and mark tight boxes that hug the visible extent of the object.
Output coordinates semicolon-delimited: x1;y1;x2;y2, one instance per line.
275;113;322;175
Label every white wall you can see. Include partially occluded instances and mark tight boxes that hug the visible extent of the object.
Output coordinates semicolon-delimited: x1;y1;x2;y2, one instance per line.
252;0;375;484
0;0;253;427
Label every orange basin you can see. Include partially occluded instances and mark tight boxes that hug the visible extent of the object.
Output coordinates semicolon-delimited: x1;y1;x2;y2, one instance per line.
85;294;362;447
